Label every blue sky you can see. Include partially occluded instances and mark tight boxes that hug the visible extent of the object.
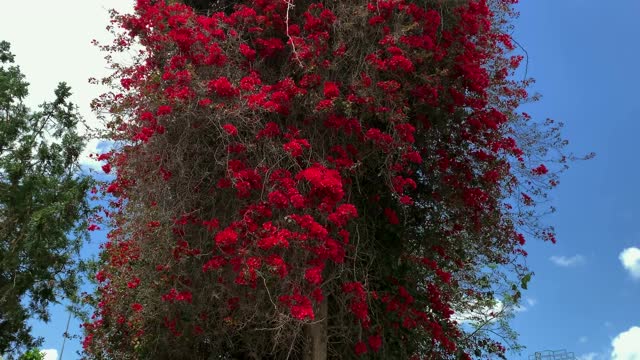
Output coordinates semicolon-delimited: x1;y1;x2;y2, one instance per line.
2;1;639;359
510;1;640;359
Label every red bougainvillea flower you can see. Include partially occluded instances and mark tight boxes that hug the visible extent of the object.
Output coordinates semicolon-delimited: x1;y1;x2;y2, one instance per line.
222;123;238;136
368;334;382;352
354;341;368;356
323;81;340;99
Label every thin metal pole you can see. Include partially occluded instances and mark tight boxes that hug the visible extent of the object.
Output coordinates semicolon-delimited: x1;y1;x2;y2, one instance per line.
58;310;72;360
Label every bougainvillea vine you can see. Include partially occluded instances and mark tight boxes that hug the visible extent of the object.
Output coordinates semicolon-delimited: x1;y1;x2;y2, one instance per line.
83;0;575;358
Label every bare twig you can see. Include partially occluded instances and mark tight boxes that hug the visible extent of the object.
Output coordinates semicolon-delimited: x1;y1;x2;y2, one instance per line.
284;0;304;68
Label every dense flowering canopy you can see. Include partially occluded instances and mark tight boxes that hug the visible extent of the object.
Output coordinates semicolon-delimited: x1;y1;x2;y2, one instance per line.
84;0;570;358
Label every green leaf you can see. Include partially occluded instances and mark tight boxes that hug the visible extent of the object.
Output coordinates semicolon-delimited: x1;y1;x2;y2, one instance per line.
521;273;533;290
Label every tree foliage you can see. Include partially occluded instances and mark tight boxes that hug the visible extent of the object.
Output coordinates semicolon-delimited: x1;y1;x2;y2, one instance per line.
17;349;45;360
0;40;93;357
84;1;574;359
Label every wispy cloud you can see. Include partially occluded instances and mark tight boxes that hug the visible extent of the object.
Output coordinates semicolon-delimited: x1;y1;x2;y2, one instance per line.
515;297;537;313
578;336;588;344
619;247;640;279
577;352;601;360
550;254;585;267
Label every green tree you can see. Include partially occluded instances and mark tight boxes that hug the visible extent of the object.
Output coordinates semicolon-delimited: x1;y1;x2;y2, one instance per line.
0;40;92;357
17;349;44;360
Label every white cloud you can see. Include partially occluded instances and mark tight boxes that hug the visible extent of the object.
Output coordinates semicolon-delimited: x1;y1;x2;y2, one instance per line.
42;349;58;360
0;0;133;176
79;138;104;171
579;336;588;343
611;326;640;359
453;299;505;324
550;254;586;267
619;247;640;279
79;139;116;172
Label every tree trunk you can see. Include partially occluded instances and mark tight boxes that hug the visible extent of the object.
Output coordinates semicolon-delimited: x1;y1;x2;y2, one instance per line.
303;298;328;360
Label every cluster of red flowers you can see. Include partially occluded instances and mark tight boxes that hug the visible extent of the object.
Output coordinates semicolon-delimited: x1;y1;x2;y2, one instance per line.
84;0;562;358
